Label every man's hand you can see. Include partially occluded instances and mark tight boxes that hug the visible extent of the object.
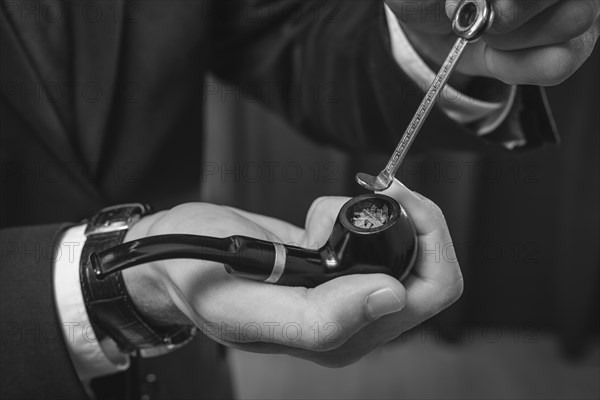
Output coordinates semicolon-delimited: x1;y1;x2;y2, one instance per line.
122;181;463;367
386;0;600;86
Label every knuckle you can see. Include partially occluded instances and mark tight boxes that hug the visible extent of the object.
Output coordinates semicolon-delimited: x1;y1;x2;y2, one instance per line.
306;196;349;227
446;274;465;305
429;275;464;316
420;196;446;223
573;27;598;61
310;196;329;210
411;190;447;225
306;196;333;219
565;3;596;38
433;265;464;311
169;202;195;214
305;197;327;225
490;0;523;34
538;47;577;86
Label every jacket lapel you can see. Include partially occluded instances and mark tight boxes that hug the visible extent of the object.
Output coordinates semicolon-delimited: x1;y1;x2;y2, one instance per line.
2;1;125;196
0;1;111;199
1;3;81;167
72;0;125;169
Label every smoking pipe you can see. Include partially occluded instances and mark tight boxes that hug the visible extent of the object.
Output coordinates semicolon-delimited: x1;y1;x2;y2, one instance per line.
91;194;418;288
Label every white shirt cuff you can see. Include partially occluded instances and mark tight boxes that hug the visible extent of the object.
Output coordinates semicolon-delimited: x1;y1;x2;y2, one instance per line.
53;224;130;381
384;3;520;143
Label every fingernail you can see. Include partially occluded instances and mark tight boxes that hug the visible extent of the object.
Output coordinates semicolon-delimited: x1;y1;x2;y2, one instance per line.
364;288;405;320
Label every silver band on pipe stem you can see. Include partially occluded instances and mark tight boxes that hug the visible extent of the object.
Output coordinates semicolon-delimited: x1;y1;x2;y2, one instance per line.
264;243;286;283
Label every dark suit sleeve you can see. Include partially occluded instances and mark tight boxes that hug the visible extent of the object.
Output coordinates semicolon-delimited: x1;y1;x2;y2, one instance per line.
1;225;88;399
208;0;558;154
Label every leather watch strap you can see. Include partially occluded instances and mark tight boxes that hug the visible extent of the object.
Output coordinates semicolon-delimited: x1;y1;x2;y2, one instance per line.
80;204;195;357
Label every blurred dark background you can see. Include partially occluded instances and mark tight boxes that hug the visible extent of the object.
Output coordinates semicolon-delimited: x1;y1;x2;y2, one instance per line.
200;46;599;399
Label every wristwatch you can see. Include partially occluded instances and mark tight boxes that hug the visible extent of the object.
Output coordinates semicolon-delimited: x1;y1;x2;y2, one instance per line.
80;203;196;357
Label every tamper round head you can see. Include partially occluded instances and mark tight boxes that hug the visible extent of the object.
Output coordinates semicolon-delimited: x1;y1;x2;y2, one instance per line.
355;172;392;192
452;0;495;41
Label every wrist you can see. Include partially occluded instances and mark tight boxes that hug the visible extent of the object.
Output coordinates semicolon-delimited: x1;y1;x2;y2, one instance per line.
81;204;197;357
121;212;193;328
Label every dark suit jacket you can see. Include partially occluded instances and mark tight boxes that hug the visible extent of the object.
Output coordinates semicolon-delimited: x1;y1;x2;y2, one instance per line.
0;1;558;398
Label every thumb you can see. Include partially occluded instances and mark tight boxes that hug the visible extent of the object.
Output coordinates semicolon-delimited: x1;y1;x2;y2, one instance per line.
190;271;407;351
302;273;407;350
